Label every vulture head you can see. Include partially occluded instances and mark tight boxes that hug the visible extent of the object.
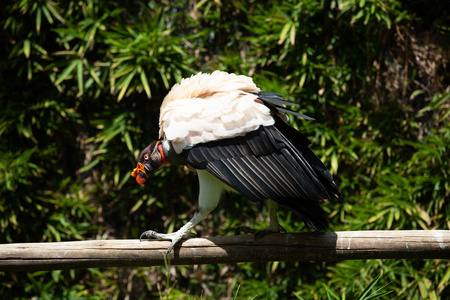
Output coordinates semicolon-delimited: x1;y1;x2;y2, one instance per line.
131;140;168;186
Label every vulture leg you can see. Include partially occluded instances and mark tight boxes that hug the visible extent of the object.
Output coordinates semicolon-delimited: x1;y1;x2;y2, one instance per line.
140;170;224;255
267;199;287;232
140;208;212;256
234;199;286;238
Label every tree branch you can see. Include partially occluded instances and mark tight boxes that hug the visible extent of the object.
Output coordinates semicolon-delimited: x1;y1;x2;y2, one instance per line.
1;230;448;272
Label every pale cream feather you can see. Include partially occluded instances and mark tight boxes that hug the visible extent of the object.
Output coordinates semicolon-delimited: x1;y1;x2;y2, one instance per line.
159;71;275;153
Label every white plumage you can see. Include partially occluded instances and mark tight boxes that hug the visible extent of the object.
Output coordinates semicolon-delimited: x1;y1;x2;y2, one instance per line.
159;71;274;153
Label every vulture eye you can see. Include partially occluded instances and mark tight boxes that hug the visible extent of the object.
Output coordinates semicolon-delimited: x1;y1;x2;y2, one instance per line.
143;154;149;161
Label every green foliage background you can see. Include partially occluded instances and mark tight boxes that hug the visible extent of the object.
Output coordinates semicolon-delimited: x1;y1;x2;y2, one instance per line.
1;0;449;298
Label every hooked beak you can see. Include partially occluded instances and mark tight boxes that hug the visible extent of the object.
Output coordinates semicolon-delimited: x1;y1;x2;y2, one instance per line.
131;162;148;186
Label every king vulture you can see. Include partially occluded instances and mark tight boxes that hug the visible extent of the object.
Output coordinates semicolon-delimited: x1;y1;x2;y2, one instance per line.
132;71;342;255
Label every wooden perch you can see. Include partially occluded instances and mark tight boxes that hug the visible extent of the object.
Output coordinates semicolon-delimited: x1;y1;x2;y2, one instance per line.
0;230;449;272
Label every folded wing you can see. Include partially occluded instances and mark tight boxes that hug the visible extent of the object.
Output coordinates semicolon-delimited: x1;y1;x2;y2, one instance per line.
183;118;341;230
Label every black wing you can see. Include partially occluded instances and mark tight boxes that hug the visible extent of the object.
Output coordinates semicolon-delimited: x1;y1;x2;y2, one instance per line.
183;118;341;231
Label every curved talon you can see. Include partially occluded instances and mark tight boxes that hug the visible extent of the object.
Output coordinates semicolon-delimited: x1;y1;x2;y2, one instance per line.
139;230;151;242
165;245;175;257
140;230;168;242
140;230;157;241
139;231;147;242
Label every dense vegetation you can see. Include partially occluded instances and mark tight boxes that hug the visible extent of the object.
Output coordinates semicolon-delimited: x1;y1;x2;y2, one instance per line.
1;0;449;298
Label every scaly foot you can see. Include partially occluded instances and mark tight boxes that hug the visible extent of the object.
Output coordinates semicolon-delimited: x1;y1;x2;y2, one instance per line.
140;230;197;256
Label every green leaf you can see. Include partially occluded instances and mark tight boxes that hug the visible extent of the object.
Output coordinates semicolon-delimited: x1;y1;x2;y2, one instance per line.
78;158;101;173
410;89;424;99
55;60;78;86
124;131;133;152
23;39;30;58
289;24;296;45
233;284;241;300
129;199;143;214
331;152;338;174
351;10;365;24
302;52;307;66
117;70;136;101
139;69;151;98
77;59;84;96
36;7;42;33
278;23;291;45
87;65;103;88
41;5;53;25
299;73;307;88
159;70;169;89
321;283;340;300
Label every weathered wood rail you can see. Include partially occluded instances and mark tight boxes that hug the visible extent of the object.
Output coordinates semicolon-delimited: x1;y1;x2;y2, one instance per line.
0;230;448;272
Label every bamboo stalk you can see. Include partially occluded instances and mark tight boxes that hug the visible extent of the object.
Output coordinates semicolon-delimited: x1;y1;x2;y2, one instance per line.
0;230;448;272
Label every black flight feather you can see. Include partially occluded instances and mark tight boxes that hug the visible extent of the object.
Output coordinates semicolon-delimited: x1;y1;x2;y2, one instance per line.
256;91;316;121
256;91;299;107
